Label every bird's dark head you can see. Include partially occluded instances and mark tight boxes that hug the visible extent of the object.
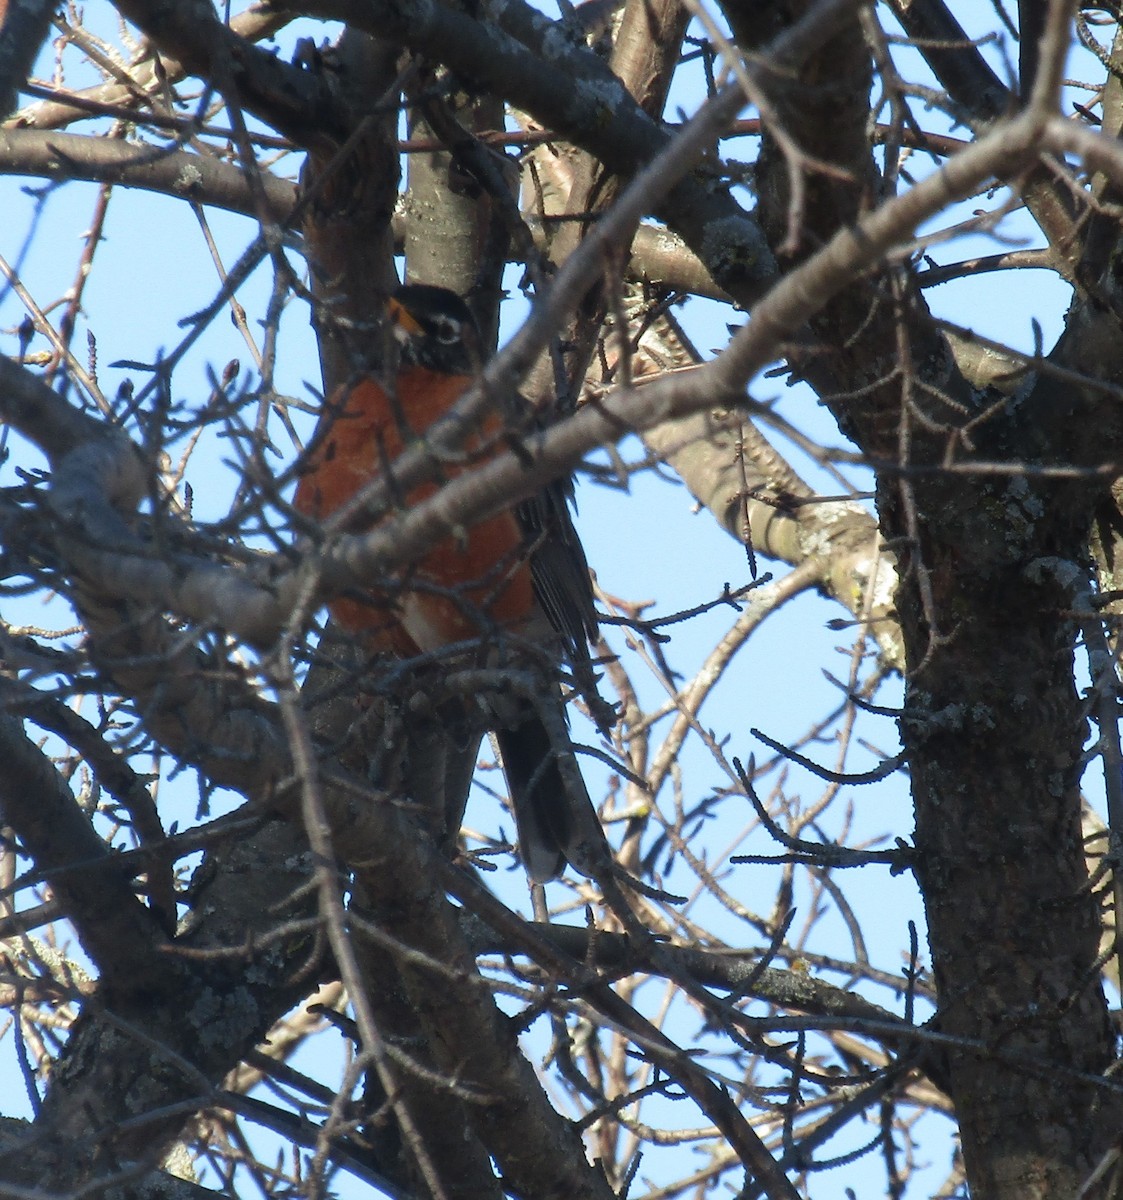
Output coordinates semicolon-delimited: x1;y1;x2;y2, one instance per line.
386;284;481;375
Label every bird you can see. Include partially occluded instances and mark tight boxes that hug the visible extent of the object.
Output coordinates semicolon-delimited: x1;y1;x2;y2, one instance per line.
294;283;611;881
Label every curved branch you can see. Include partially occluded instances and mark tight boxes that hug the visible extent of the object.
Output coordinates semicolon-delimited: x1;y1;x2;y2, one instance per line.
0;127;297;220
0;714;166;986
460;910;911;1036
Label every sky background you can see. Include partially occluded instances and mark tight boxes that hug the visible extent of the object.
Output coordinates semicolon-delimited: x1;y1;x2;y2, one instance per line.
0;3;1095;1196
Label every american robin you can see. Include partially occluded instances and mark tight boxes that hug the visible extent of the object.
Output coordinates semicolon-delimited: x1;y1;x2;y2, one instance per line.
295;283;610;881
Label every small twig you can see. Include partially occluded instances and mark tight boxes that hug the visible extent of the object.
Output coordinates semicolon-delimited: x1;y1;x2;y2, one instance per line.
731;758;910;870
751;728;907;785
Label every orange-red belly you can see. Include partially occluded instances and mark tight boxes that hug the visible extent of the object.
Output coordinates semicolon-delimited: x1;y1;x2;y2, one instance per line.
294;371;535;653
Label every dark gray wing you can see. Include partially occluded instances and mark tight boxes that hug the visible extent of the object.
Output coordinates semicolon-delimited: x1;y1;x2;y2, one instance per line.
516;476;615;734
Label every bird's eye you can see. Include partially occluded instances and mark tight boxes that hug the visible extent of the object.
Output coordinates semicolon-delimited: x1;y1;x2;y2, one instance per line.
430;315;461;345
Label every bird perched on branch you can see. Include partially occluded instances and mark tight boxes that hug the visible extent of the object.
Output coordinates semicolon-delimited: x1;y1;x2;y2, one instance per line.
294;283;612;881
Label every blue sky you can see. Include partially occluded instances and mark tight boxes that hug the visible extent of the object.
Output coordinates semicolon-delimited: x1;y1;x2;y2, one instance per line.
0;3;1096;1196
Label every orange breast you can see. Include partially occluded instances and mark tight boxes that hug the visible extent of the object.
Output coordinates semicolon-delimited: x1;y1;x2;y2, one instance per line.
294;372;535;652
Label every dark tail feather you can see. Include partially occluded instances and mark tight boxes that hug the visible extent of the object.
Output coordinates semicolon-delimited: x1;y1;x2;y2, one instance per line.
496;719;583;883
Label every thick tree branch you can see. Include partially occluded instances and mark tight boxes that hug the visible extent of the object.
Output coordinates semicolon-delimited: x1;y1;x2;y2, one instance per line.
0;817;322;1192
0;714;167;987
0;127;298;219
108;0;348;151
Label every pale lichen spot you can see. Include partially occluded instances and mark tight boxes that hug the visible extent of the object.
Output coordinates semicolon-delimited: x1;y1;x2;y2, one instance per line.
174;162;205;196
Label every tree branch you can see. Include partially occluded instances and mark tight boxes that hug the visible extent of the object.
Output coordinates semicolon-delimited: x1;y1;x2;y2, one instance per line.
0;126;298;219
108;0;348;151
0;713;166;987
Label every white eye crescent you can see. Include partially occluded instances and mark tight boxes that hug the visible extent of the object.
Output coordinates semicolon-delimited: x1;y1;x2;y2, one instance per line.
430;315;461;345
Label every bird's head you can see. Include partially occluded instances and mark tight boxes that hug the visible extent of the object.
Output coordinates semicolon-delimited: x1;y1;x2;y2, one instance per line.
386;284;481;375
